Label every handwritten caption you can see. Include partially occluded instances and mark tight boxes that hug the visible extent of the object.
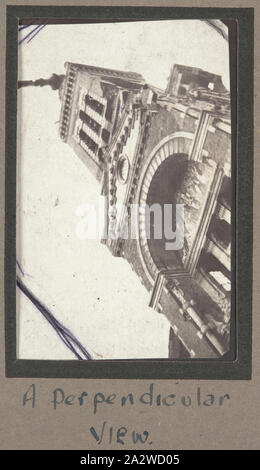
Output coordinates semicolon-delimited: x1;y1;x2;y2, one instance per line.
22;383;230;446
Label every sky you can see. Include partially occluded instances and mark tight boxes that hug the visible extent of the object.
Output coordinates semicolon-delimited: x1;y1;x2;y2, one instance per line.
17;20;230;360
19;20;230;89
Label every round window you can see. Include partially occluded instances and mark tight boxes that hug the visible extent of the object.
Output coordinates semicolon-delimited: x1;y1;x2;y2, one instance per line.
117;155;130;184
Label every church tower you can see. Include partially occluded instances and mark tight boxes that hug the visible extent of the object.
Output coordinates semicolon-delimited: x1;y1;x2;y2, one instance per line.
59;61;232;359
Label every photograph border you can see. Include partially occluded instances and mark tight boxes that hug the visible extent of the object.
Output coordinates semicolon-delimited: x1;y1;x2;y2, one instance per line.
5;5;253;379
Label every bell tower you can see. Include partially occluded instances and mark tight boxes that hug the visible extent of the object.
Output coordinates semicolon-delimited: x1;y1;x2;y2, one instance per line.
59;62;232;359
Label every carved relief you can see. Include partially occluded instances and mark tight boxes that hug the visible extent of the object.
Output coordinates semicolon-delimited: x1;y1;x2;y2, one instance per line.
175;161;209;263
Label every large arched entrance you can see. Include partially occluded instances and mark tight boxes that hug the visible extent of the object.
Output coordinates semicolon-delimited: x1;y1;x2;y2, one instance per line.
137;132;194;285
145;153;188;271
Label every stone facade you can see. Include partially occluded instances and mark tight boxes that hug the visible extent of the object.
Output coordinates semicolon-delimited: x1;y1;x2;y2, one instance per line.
59;61;232;359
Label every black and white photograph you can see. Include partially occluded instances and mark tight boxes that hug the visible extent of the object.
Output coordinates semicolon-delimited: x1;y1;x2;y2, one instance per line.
16;18;233;361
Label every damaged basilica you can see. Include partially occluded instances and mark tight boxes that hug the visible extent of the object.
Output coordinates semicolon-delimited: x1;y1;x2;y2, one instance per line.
59;61;232;359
